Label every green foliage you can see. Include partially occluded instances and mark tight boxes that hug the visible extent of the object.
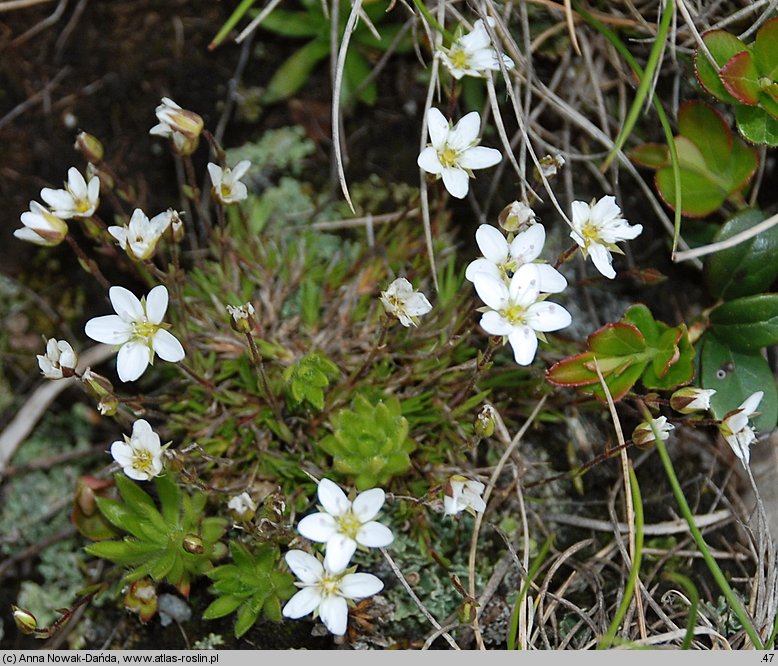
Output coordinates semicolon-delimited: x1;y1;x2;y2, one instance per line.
709;294;778;352
319;394;416;489
283;351;340;410
85;475;229;596
695;18;778;146
698;332;778;432
257;0;413;106
203;542;295;637
546;305;694;400
705;209;778;299
630;101;758;216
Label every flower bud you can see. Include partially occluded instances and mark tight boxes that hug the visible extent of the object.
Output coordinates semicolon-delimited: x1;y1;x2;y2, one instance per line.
124;579;158;624
632;416;673;449
474;405;496;438
227;492;257;522
12;606;38;634
182;534;204;555
537;154;565;179
227;303;256;334
498;201;536;233
98;395;119;416
74;132;104;163
149;98;204;156
37;338;78;379
82;368;114;397
670;387;716;414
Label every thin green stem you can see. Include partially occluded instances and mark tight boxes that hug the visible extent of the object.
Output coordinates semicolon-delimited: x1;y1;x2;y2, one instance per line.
598;465;643;649
664;572;700;650
645;406;764;648
507;534;554;650
411;0;455;43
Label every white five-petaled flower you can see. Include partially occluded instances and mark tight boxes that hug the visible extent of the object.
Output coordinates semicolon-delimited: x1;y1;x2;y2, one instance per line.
149;97;204;155
297;478;394;574
227;492;257;521
471;264;572;366
632;416;674;448
108;209;173;261
720;391;763;466
569;196;642;279
14;201;69;246
282;550;383;636
40;167;100;219
37;338;77;379
438;17;515;80
84;285;185;383
444;475;486;516
417;108;501;199
207;161;251;204
380;277;433;328
110;419;164;481
465;224;567;293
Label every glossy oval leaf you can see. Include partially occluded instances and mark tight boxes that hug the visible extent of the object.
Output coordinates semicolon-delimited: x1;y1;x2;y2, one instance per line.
678;102;733;165
695;30;747;103
735;105;778;146
709;293;778;351
629;143;670;169
720;51;761;105
262;39;330;105
699;331;778;431
753;17;778;80
705;208;778;299
588;322;645;356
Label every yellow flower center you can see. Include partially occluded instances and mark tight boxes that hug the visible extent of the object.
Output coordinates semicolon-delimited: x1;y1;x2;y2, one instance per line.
336;512;362;540
320;574;342;596
581;223;599;241
439;147;459;168
500;303;526;326
132;320;159;342
132;448;155;473
450;48;470;71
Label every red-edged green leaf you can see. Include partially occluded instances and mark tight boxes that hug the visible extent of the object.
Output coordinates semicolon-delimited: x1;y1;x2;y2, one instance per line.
623;304;661;344
753;17;778;80
546;352;601;387
588;322;645;356
695;29;748;103
655;168;726;217
588;361;648;402
629;143;670;169
720;51;761;104
678;102;733;166
759;84;778;119
650;327;682;379
735;105;778;146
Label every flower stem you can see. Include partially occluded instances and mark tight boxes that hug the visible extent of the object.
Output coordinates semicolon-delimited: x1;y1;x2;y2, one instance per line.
451;336;500;408
346;317;390;388
245;331;278;413
410;0;455;43
65;234;111;291
554;243;579;269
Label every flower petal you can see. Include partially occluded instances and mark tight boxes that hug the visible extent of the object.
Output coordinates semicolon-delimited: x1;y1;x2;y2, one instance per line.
297;513;338;543
417;147;443;174
145;285;169;324
116;341;151;383
340;572;384;599
285;550;323;584
508;326;538;365
480;311;513;336
458;146;502;170
109;287;144;323
152;329;185;362
739;390;764;416
426;108;449;150
588;243;616;279
535;264;568;293
317;478;350;517
85;315;132;345
570;200;591;232
352;488;385;522
472;273;508;310
509;264;541;306
465;258;501;283
110;441;133;467
475;225;509;263
356;521;394;548
324;534;357;574
526;301;572;332
440;167;470;199
509;224;545;263
318;595;348;636
282;587;321;620
448;112;481;150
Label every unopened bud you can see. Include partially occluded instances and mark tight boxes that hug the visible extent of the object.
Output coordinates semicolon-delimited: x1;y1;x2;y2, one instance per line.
169;210;185;242
74;132;104;163
670;387;716;414
227;492;257;522
227;303;256;334
537;154;565;179
124;579;158;623
12;606;38;634
632;416;674;449
82;368;114;397
150;98;204;156
474;405;496;438
498;201;536;233
37;338;78;379
98;395;119;416
182;534;204;554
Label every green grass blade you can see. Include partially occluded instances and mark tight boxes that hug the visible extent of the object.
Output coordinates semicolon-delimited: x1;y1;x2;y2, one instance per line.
210;0;259;50
664;572;700;649
598;465;643;649
577;4;683;255
506;534;554;650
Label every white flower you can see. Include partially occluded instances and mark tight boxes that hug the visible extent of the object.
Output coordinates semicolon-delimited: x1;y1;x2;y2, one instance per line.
438;18;515;80
84;285;185;383
720;391;763;466
40;167;100;219
539;154;565;178
227;492;257;521
149;97;204;155
110;419;164;481
14;201;69;246
670;387;716;414
108;209;173;261
297;479;393;574
380;277;432;327
444;476;486;515
227;302;255;334
465;224;567;293
471;264;572;365
632;416;674;447
282;550;383;636
569;196;642;279
207;161;251;204
37;338;77;379
417;108;501;199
